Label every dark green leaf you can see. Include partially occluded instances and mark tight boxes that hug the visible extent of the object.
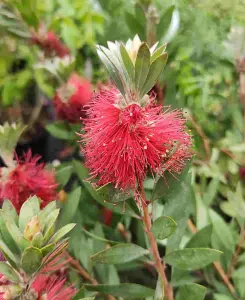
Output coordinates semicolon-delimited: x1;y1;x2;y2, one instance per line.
185;225;212;248
140;52;168;97
135;43;150;93
46;122;76;140
125;13;145;39
50;224;76;243
21;247;42;274
90;243;149;264
151;216;177;240
120;44;135;83
157;5;175;40
56;165;73;186
164;248;223;270
82;228;120;245
84;283;154;298
59;187;81;225
176;284;206;300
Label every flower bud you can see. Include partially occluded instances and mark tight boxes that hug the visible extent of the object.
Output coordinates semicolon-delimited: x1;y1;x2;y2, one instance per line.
24;216;42;241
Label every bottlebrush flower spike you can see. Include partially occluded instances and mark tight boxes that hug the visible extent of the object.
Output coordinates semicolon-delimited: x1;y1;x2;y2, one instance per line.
81;37;192;192
31;25;70;58
31;275;76;300
0;150;57;211
82;89;192;191
54;73;93;123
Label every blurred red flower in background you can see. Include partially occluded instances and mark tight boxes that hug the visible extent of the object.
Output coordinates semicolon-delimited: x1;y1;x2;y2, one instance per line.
0;150;57;212
31;28;69;58
31;275;75;300
54;73;93;123
81;88;192;191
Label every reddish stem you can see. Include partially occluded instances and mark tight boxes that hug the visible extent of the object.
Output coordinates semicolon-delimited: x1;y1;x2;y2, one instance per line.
140;188;174;300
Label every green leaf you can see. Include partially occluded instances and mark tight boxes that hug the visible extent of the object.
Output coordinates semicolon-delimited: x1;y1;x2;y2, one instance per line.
0;211;20;255
185;225;212;248
232;266;245;278
214;294;233;300
21;247;42;274
5;219;30;251
150;44;167;63
73;160;140;219
157;5;175;40
90;243;149;264
120;44;135;83
38;201;56;228
140;52;168;97
164;248;223;270
44;209;60;233
82;228;120;245
0;262;19;282
50;224;76;243
154;276;164;300
125;13;145;39
59;187;81;226
203;178;219;206
135;43;150;93
2;200;18;224
151;216;177;240
84;283;154;298
0;240;18;268
97;45;125;96
19;196;40;232
32;232;44;248
41;243;55;257
46;122;76;140
176;284;206;300
56;165;73;186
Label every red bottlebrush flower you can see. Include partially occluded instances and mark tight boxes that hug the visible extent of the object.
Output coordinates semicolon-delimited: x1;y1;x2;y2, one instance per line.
31;275;76;300
31;29;69;58
0;150;57;212
81;88;192;191
54;73;93;123
239;166;245;181
101;208;113;226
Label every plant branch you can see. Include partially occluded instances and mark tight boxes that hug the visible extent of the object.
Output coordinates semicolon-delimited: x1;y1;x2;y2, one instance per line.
187;219;238;299
227;228;245;277
186;113;211;160
140;188;173;300
65;251;98;285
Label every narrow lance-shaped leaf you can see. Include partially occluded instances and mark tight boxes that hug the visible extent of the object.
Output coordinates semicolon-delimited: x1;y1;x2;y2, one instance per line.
90;243;149;264
49;223;76;243
135;43;150;94
97;46;125;96
140;52;168;97
84;284;154;298
164;248;223;270
120;44;135;84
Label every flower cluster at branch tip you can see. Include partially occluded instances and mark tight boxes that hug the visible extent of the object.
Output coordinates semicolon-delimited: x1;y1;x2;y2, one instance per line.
31;25;69;58
31;275;76;300
0;150;57;212
54;73;93;123
81;87;192;192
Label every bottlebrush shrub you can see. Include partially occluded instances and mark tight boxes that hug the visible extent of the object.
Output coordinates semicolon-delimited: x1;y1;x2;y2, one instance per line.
0;196;75;299
54;73;93;124
0;150;57;212
77;36;223;300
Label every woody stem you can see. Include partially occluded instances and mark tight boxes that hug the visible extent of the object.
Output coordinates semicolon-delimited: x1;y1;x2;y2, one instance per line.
139;188;174;300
